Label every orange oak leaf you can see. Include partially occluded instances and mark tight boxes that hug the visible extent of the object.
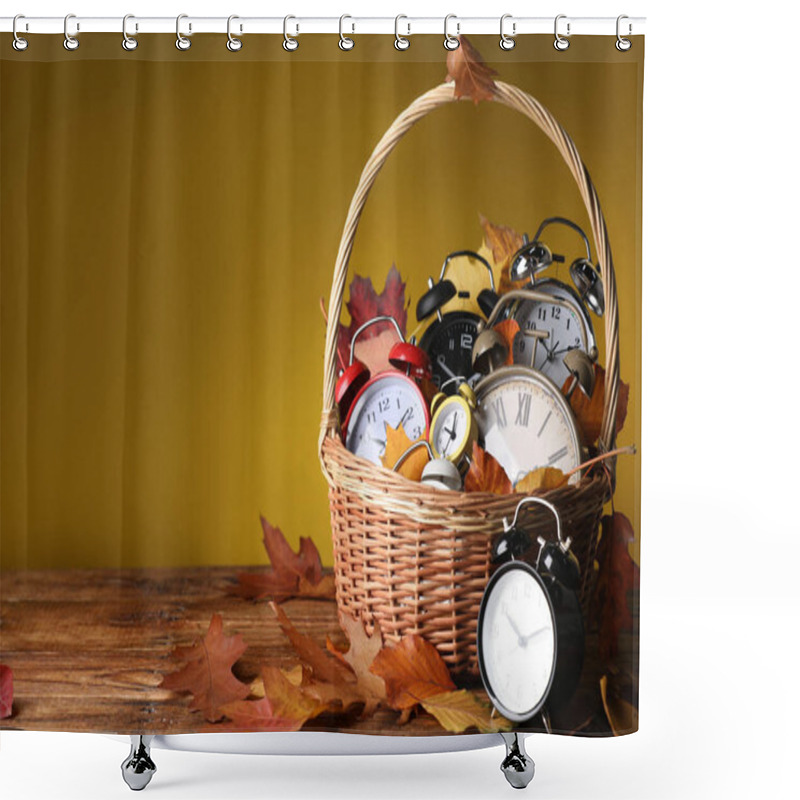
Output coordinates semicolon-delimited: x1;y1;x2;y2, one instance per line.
219;667;326;731
160;614;250;722
445;36;498;105
421;690;513;733
370;634;456;711
380;423;429;480
464;443;512;495
337;266;407;374
0;664;13;719
230;518;334;601
515;466;567;493
595;513;640;661
494;318;520;366
480;215;525;293
562;363;630;445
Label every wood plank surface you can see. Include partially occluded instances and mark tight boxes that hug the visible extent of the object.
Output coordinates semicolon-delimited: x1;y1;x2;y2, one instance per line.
0;567;629;736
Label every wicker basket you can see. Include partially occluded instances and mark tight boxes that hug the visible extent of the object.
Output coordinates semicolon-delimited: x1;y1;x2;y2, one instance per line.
319;81;621;676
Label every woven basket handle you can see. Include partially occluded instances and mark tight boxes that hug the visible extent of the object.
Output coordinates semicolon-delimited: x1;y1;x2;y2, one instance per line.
321;81;621;458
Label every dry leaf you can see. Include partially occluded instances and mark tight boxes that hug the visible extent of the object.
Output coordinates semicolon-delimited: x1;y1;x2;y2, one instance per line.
600;674;639;735
370;634;456;711
445;36;498;105
563;363;630;445
380;422;429;480
464;443;513;495
353;327;399;376
230;518;334;601
421;690;513;733
515;467;567;493
494;318;520;366
0;664;13;719
337;266;407;373
160;614;250;722
480;215;525;293
328;615;386;715
219;667;325;731
595;513;640;661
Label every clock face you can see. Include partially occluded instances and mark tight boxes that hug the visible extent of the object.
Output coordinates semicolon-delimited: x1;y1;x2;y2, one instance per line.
343;373;430;466
512;280;594;390
419;312;484;393
431;402;470;461
478;563;556;721
475;367;581;486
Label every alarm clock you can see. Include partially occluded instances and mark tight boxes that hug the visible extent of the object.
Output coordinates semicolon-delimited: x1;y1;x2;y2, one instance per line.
391;439;463;491
428;379;478;470
508;217;604;389
477;497;584;723
417;250;499;392
336;315;431;466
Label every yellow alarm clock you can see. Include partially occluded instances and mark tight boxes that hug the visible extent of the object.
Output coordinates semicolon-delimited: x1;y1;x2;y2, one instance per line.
428;380;478;469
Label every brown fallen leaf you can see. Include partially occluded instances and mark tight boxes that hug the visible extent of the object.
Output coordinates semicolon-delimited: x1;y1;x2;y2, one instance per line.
337;266;407;375
562;363;630;445
515;466;567;493
421;690;513;733
464;442;513;495
600;674;639;735
160;614;250;722
380;423;429;481
595;513;640;661
0;664;13;719
445;36;497;105
230;518;334;601
370;634;456;711
479;215;525;294
494;318;520;366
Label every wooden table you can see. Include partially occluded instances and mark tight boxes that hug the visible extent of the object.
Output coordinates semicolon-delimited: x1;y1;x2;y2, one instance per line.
0;567;624;735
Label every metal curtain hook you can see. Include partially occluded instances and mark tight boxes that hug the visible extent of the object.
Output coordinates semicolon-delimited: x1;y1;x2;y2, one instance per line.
12;14;29;51
444;14;459;51
553;14;570;51
63;13;79;51
122;14;138;51
339;14;354;50
499;14;516;50
616;14;632;51
283;15;299;51
176;14;191;50
394;15;410;50
227;15;243;51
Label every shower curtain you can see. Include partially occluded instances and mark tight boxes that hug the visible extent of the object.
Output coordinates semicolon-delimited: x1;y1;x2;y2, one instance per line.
1;31;642;741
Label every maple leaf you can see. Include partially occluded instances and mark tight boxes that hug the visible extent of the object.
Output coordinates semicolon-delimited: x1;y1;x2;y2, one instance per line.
370;634;456;711
464;443;513;494
595;513;640;661
421;690;513;734
337;266;407;374
219;666;326;731
563;363;630;445
380;423;429;480
445;36;498;105
494;318;520;366
230;518;334;602
0;664;13;719
600;673;639;735
479;215;525;293
515;466;567;493
160;614;250;722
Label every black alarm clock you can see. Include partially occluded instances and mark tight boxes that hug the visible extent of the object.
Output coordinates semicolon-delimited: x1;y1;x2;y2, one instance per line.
477;497;584;723
417;250;499;393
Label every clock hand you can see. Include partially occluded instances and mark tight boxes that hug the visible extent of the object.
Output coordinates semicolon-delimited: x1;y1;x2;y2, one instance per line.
398;407;412;428
505;612;526;646
520;626;550;644
437;358;458;380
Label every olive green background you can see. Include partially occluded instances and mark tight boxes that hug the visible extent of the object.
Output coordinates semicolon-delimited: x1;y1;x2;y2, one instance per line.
1;34;642;570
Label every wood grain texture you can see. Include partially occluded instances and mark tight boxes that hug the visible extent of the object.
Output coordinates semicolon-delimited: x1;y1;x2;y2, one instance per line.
0;567;628;736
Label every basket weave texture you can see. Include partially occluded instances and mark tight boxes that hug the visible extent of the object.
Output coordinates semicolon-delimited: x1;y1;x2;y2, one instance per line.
319;81;621;675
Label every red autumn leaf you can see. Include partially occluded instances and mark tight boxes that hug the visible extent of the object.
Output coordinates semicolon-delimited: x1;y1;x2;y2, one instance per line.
230;517;334;601
0;664;13;719
563;363;630;445
445;36;498;105
464;442;513;495
596;513;640;661
493;318;520;366
337;265;407;373
370;634;456;711
160;614;250;722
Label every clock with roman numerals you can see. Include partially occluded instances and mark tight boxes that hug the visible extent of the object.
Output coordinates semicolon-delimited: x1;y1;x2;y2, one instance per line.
474;366;582;486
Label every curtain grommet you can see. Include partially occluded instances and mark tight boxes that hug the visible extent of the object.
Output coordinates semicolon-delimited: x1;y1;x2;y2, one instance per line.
500;14;516;50
616;15;632;51
63;13;79;51
283;15;299;51
12;15;29;51
176;14;191;51
554;14;570;51
394;15;410;51
227;15;243;52
122;14;138;51
444;14;459;51
339;15;354;51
